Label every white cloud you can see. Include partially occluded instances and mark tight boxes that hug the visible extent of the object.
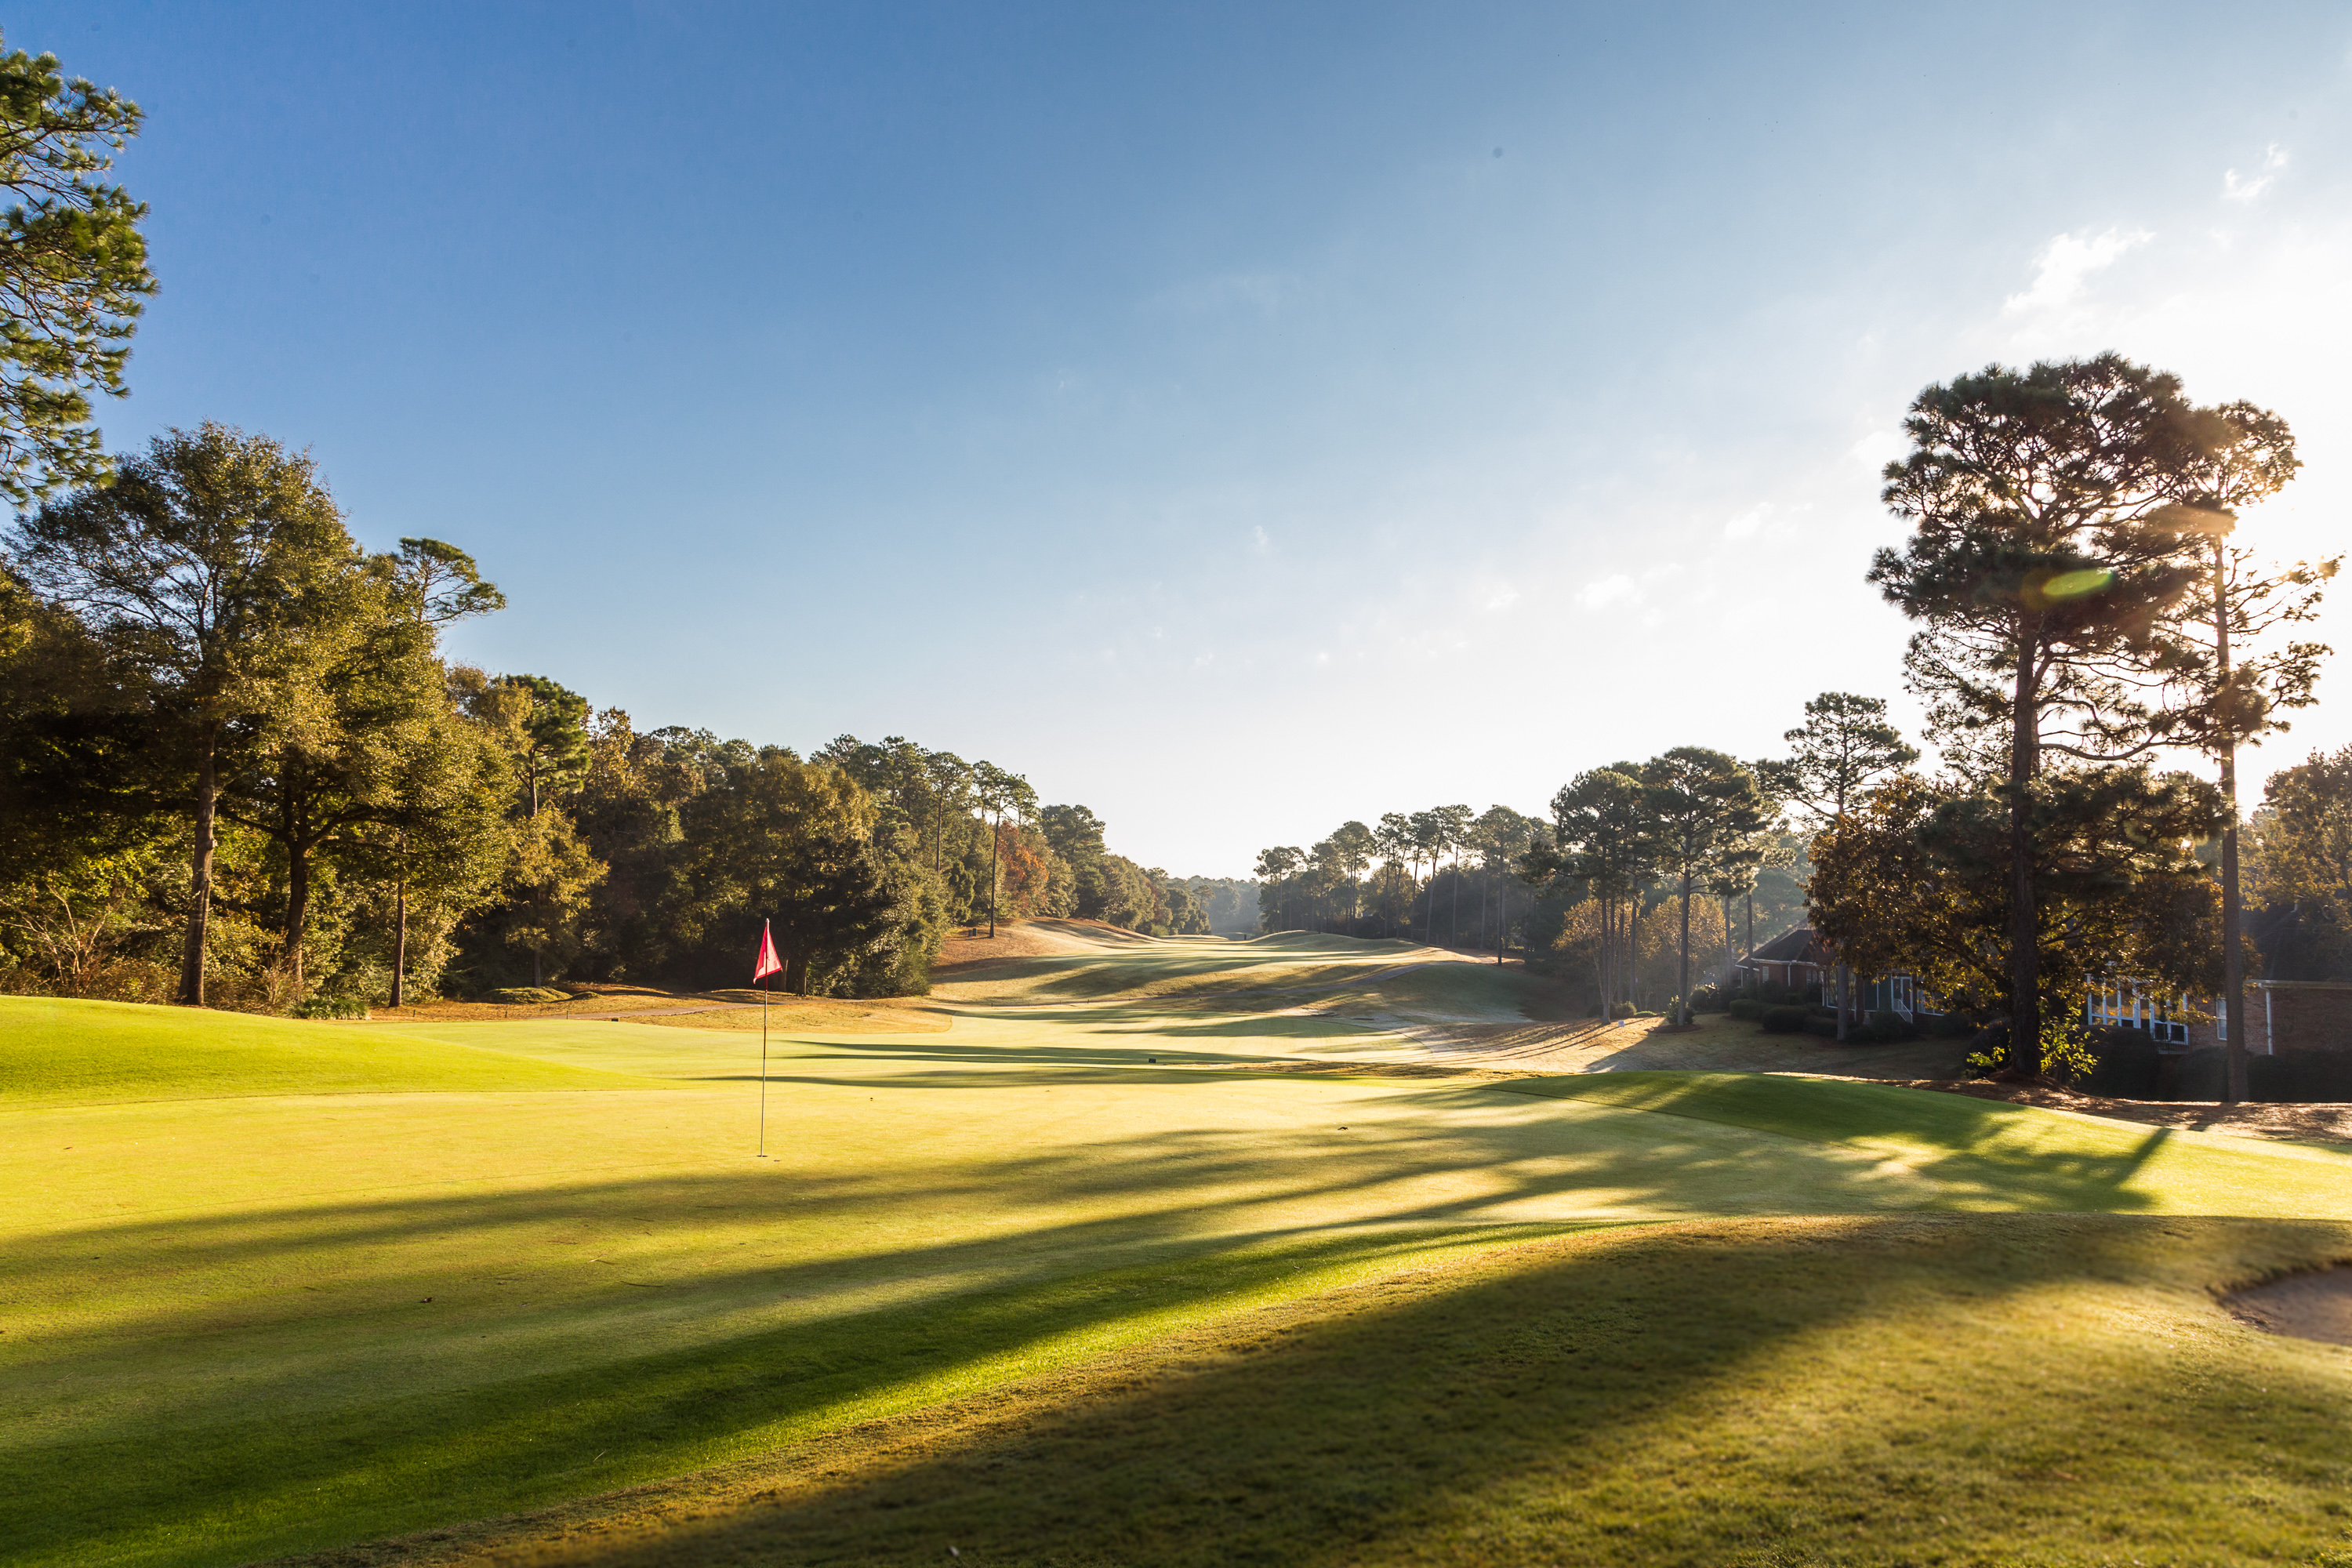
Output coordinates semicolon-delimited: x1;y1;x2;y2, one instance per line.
2223;143;2288;203
1723;502;1773;540
2003;227;2153;314
1250;525;1272;554
1577;573;1638;610
1484;586;1519;612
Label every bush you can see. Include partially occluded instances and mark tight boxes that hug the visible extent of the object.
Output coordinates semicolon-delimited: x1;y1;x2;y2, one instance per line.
2080;1029;2163;1098
2174;1046;2352;1103
292;993;368;1020
1802;1011;1841;1037
1686;984;1727;1013
1759;1004;1809;1033
1925;1011;1978;1039
1864;1008;1914;1044
1729;997;1765;1022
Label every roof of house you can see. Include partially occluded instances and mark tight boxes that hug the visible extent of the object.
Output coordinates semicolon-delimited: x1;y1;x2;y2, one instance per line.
1744;925;1836;967
2249;902;2351;983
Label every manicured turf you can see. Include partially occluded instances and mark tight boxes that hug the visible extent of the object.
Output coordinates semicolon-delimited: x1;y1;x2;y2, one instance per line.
5;956;2351;1566
0;996;669;1104
387;1214;2352;1568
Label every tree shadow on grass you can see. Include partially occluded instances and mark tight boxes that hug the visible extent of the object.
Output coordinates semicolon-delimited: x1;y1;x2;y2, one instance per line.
286;1214;2352;1568
5;1076;2291;1566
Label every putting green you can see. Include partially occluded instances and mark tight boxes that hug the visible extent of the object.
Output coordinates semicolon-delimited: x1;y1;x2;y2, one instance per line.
5;949;2351;1566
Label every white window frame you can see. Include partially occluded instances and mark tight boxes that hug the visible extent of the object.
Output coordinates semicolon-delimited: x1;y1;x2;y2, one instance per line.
2085;979;2188;1046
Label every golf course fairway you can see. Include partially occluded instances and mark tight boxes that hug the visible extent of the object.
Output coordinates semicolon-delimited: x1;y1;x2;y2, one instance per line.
5;935;2350;1566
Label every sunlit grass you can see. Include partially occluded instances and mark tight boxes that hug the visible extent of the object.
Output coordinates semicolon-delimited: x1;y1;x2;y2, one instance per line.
6;967;2352;1566
383;1215;2352;1568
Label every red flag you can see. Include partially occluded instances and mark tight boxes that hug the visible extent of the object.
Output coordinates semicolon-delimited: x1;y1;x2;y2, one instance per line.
753;920;782;982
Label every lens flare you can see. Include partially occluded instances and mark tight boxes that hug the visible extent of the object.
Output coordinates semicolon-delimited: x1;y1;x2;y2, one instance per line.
2042;568;2114;601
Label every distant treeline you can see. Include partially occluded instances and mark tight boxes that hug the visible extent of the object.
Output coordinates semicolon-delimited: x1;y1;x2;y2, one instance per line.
0;426;1225;1010
1252;797;1809;1017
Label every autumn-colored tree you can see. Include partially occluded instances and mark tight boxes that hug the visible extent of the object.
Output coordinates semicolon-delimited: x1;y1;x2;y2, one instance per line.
969;760;1034;938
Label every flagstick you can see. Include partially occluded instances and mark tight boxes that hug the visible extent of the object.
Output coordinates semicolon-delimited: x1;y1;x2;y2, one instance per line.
758;973;769;1159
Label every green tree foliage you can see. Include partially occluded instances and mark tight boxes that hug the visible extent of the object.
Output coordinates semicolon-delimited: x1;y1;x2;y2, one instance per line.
1639;749;1768;1026
667;752;905;994
1470;805;1538;961
1528;768;1650;1018
2250;748;2352;978
2150;401;2333;1099
1871;354;2237;1070
1253;844;1305;931
1762;691;1917;1036
451;669;605;987
1810;769;2225;1041
8;423;370;1004
0;36;154;504
220;540;507;989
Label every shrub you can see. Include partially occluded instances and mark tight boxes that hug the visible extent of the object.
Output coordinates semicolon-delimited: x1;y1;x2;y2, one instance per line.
1686;984;1727;1013
2174;1046;2352;1103
1864;1009;1914;1044
292;993;368;1020
1925;1011;1977;1038
1759;1004;1809;1033
1728;997;1765;1022
2081;1029;2163;1098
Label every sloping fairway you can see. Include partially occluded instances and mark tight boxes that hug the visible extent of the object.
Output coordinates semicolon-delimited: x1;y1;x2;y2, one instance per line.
0;996;670;1103
4;958;2352;1567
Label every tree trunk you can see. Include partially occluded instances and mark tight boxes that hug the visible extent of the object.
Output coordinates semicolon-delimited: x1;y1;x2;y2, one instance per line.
987;814;1000;937
390;877;408;1009
1835;963;1849;1042
285;845;310;989
2007;637;2042;1075
1744;894;1754;987
177;728;220;1006
1677;876;1693;1026
2216;539;2248;1104
786;951;810;995
1449;862;1461;947
281;774;310;991
1495;880;1505;967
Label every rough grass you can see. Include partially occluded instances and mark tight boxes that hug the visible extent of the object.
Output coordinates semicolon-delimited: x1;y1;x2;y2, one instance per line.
9;964;2352;1568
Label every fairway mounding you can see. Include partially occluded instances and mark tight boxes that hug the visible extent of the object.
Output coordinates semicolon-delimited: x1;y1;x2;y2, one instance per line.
9;935;2352;1567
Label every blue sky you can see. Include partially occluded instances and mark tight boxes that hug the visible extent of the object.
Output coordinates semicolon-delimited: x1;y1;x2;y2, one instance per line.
21;2;2352;874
